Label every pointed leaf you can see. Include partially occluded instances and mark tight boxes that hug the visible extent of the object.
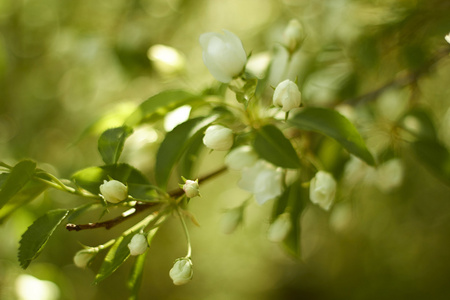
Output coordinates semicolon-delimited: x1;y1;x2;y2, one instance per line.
0;180;47;223
155;115;219;188
289;107;375;166
124;90;201;126
18;209;69;269
98;126;133;165
411;139;450;186
0;160;36;210
253;124;301;169
71;164;149;195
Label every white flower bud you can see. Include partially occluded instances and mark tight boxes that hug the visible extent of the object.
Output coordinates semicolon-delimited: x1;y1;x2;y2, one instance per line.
267;213;292;243
224;146;258;170
375;159;404;193
169;257;193;286
238;160;283;205
273;79;301;112
203;125;234;151
283;19;304;53
199;30;247;83
220;208;243;234
99;180;128;203
128;233;148;256
445;32;450;44
183;179;200;198
310;171;337;211
73;248;97;269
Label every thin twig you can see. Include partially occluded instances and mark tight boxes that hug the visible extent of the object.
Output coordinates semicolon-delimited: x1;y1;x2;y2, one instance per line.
65;166;228;231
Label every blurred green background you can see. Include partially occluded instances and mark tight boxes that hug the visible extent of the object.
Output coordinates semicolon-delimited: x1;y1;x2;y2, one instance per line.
1;0;450;299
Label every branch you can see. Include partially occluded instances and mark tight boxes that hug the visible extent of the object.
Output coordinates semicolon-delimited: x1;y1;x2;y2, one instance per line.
65;166;228;231
345;47;450;106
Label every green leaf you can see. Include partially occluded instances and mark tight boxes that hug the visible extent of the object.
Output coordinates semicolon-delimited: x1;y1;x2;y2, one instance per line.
155;115;219;188
124;90;200;126
178;131;205;179
289;107;375;166
18;209;69;269
95;217;153;284
0;180;47;224
0;160;36;210
411;139;450;186
72;164;149;195
272;182;305;258
98;126;133;165
127;229;158;300
253;124;301;169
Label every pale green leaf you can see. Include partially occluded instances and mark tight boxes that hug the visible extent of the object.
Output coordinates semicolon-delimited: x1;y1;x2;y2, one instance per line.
0;160;36;210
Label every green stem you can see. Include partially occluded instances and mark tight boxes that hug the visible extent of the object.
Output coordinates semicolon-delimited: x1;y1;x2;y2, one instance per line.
176;207;192;258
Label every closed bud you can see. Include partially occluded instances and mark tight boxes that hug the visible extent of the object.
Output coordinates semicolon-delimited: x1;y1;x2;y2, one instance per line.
283;19;304;53
310;171;337;211
169;257;193;285
73;248;97;269
273;79;301;112
203;125;234;151
99;180;128;203
267;213;292;242
182;179;200;198
128;233;148;256
199;30;247;83
224;146;258;170
445;32;450;44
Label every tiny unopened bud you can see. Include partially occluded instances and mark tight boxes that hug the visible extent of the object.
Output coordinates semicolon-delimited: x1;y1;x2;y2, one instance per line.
310;171;337;211
220;208;243;234
267;213;292;242
169;257;193;285
273;79;301;112
128;234;148;256
73;248;97;269
99;180;128;203
224;146;258;170
283;19;304;53
203;125;234;151
182;179;200;198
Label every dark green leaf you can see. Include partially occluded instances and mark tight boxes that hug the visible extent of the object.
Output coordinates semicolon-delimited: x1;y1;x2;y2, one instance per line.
98;126;133;165
155;115;219;188
289;107;375;166
0;160;36;210
0;180;47;223
124;90;200;126
411;140;450;186
253;124;301;169
72;164;149;195
18;209;69;269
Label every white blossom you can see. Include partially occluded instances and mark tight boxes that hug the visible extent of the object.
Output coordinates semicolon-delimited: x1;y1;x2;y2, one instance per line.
310;171;337;211
267;213;292;242
99;180;128;203
224;146;258;170
169;257;193;285
203;125;234;151
199;30;247;83
128;234;148;256
445;32;450;44
273;79;302;112
238;160;283;205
